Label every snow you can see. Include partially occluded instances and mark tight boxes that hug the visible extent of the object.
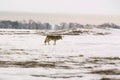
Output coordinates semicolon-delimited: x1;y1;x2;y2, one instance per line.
0;28;120;80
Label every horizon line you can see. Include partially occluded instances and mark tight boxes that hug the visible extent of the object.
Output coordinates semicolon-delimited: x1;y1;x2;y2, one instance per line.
1;11;120;16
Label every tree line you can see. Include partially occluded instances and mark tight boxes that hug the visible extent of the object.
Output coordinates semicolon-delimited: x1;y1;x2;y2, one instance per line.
0;20;52;30
0;20;120;30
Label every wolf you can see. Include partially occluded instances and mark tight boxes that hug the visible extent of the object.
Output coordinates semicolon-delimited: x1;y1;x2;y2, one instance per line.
44;35;62;45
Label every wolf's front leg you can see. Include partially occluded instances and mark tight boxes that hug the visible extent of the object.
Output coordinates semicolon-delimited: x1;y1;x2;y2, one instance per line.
54;40;56;45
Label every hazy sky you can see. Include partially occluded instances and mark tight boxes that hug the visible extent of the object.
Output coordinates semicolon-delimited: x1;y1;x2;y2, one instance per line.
0;0;120;15
0;0;120;25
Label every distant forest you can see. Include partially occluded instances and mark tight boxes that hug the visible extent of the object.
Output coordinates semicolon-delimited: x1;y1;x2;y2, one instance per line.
0;20;120;30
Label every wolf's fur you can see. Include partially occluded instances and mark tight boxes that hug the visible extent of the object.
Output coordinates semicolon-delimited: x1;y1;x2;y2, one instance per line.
44;35;62;45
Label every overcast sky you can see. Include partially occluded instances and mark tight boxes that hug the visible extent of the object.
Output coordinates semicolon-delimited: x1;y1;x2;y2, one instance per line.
0;0;120;15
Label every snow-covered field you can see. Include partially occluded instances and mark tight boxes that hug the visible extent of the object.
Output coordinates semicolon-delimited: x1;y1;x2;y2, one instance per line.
0;28;120;80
